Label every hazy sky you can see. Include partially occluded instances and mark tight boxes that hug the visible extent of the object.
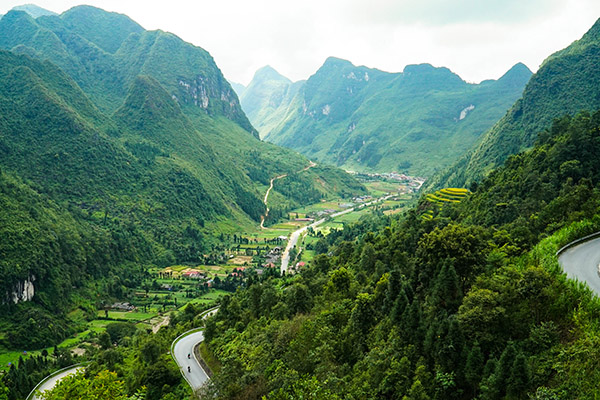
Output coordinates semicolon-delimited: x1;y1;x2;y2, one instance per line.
1;0;599;85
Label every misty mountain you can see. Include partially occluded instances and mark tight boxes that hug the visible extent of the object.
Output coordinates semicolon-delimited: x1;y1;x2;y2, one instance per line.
249;58;531;177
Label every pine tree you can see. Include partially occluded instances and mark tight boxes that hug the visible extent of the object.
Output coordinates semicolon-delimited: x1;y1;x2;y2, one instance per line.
493;343;517;398
431;262;462;312
392;286;409;324
465;343;484;396
507;352;530;398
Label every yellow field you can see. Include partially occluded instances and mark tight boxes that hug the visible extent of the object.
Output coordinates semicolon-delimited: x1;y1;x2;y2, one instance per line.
422;188;470;220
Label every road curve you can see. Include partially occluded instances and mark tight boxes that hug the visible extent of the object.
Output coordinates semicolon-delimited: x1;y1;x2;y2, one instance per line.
29;365;85;400
260;161;317;229
171;307;218;392
172;330;210;391
559;236;600;295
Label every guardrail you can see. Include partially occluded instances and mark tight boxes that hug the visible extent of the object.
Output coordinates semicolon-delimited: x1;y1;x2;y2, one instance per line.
26;363;88;400
556;231;600;256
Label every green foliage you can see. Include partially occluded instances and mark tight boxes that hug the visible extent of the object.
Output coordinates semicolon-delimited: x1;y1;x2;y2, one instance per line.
200;107;600;400
40;370;144;400
258;59;530;176
430;18;600;189
0;6;365;348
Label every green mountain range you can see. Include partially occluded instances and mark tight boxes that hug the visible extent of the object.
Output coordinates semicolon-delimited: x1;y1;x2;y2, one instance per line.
427;17;600;189
244;58;531;177
0;6;364;348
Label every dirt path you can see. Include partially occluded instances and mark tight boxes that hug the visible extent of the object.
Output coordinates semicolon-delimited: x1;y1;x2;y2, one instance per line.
260;161;316;229
152;315;170;333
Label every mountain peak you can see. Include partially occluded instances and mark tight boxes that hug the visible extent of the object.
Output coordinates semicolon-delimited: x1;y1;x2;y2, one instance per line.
253;65;291;83
61;5;143;53
496;62;532;88
11;4;56;18
403;63;436;74
323;56;353;66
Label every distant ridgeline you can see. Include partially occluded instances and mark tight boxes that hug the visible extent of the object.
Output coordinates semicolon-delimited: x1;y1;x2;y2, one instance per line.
242;58;531;177
427;17;600;190
0;5;365;347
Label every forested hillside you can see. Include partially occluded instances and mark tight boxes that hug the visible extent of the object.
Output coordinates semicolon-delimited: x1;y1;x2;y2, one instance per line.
0;6;365;350
253;58;530;176
198;110;600;399
428;17;600;189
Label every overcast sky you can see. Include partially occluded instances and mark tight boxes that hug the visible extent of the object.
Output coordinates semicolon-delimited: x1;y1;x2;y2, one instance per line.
1;1;599;85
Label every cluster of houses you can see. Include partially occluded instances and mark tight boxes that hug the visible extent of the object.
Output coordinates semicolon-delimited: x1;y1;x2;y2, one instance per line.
109;302;135;311
264;246;282;266
181;270;206;280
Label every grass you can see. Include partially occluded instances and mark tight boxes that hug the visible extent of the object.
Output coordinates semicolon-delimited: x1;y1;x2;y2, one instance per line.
96;310;156;321
198;341;221;375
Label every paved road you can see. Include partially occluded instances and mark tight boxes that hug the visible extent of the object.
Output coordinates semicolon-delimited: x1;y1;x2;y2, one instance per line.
172;330;210;391
171;307;218;391
30;365;85;400
559;236;600;295
280;194;394;273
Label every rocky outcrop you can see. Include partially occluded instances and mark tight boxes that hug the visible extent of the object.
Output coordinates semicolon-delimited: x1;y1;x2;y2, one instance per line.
8;275;35;304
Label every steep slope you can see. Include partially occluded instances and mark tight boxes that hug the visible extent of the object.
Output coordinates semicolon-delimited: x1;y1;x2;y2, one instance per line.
429;17;600;189
202;109;600;400
240;66;303;138
262;57;531;176
0;169;119;349
0;5;363;215
0;6;256;134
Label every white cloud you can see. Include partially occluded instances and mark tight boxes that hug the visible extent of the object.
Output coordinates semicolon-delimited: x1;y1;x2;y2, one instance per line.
0;0;599;85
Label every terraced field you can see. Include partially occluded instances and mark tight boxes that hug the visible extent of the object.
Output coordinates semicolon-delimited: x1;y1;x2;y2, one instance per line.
422;188;469;220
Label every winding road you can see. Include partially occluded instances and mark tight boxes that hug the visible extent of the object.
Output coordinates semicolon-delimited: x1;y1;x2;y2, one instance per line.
558;235;600;295
172;330;210;390
260;161;316;229
280;194;395;274
29;365;85;400
171;307;218;392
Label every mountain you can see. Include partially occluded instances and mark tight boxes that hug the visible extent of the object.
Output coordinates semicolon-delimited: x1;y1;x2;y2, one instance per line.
0;6;365;348
10;4;56;18
428;17;600;189
201;109;600;400
254;57;531;176
229;80;246;97
240;66;304;138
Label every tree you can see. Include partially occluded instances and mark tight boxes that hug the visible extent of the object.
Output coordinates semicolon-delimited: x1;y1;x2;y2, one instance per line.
40;370;137;400
464;343;484;395
403;379;430;400
327;267;352;297
417;224;490;291
507;352;530;398
99;331;112;350
359;242;376;274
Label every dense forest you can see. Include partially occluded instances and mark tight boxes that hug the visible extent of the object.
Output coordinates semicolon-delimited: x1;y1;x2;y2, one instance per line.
197;111;600;399
13;110;600;400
